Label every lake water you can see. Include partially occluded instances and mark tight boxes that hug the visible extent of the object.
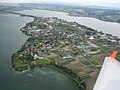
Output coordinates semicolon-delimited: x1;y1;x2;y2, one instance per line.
1;9;120;90
18;9;120;37
0;14;79;90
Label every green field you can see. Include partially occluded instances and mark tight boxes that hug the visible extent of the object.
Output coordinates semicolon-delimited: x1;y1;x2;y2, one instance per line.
35;59;50;65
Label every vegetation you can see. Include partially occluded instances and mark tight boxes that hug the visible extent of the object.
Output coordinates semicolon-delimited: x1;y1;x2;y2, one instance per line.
11;13;120;90
11;53;30;72
35;59;50;65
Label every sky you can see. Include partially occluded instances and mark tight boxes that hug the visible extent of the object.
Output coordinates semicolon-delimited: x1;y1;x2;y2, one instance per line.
0;0;120;8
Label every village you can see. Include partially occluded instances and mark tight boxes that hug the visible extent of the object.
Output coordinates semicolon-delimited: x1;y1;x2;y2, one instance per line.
11;16;120;90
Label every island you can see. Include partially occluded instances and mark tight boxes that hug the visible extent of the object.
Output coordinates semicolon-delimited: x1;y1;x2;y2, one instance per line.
11;14;120;90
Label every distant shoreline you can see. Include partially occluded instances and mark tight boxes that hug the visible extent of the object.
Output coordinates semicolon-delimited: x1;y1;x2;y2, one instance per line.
10;11;119;39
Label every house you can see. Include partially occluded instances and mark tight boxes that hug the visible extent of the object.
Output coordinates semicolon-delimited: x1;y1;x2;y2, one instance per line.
63;55;73;59
89;36;94;40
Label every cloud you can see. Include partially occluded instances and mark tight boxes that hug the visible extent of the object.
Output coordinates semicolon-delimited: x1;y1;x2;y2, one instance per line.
42;0;120;3
0;0;120;4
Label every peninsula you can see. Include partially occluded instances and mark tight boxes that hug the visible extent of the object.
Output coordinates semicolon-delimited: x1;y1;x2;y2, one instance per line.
11;14;120;90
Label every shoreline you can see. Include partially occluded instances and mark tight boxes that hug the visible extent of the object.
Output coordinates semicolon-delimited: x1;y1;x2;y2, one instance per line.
10;13;87;89
14;9;120;38
11;11;120;39
33;8;120;24
32;64;86;90
10;11;120;90
11;14;86;89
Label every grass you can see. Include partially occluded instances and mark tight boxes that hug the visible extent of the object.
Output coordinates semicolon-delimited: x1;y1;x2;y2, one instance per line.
81;61;91;65
82;74;91;80
91;61;99;65
61;61;70;65
116;53;120;60
52;50;64;55
35;59;50;65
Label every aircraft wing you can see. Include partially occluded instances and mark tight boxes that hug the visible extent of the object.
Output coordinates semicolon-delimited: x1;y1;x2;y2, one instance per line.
93;51;120;90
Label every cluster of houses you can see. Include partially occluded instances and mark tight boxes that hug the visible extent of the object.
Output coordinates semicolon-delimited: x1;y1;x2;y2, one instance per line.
19;17;102;64
97;32;120;43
